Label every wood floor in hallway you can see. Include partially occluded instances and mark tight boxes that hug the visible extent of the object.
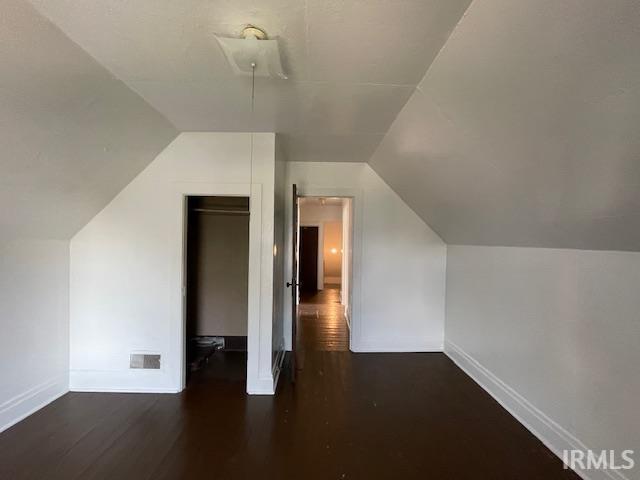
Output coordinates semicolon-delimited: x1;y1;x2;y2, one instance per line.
0;293;579;479
298;284;349;352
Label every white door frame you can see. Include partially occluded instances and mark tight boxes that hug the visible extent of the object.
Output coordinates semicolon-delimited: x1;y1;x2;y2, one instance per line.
171;182;264;393
293;187;363;351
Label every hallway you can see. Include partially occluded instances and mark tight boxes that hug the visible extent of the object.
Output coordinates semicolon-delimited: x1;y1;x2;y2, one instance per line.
298;285;349;352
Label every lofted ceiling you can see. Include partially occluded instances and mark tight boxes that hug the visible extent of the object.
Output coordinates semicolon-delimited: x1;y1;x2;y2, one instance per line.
27;0;472;163
1;0;177;243
370;0;640;251
5;0;640;252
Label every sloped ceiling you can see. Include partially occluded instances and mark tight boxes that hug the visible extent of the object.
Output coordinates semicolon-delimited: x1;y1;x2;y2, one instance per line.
370;0;640;251
27;0;471;163
1;0;177;243
8;0;640;252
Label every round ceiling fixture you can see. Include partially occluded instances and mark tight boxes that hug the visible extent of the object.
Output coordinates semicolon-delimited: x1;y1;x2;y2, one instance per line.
242;25;267;40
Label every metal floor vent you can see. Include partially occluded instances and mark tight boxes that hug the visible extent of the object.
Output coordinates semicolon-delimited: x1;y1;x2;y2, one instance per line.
130;353;161;369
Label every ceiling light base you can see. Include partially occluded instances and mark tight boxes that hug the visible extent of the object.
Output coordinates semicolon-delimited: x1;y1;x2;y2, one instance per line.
242;25;267;40
215;25;287;79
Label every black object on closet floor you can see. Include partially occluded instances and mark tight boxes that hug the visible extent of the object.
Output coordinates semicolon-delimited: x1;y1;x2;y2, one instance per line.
188;335;247;373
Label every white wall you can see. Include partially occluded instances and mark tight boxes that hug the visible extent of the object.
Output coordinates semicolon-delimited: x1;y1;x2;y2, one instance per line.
70;132;278;394
284;162;447;352
300;204;343;223
323;221;343;284
1;0;175;430
0;239;69;432
445;245;640;480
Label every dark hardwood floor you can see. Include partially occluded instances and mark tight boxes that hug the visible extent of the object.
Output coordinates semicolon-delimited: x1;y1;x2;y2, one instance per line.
0;298;579;479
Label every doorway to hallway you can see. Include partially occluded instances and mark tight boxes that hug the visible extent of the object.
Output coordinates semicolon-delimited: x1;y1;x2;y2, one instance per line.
296;196;352;354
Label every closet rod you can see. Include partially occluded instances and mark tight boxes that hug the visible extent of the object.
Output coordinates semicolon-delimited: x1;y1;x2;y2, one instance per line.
192;208;249;216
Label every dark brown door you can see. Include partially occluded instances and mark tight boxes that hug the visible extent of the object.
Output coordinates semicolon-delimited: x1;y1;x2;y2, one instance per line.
299;227;319;292
287;185;300;382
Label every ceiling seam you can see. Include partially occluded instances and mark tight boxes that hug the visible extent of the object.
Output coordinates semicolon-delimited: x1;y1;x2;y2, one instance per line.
357;0;480;245
303;0;310;78
366;161;448;244
353;1;479;246
125;79;416;89
364;0;477;169
24;1;180;134
414;0;476;91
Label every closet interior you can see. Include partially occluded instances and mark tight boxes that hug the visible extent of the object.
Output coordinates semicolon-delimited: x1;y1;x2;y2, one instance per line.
185;195;250;383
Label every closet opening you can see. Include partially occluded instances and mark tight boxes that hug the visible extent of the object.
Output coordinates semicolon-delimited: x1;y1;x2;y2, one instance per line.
185;195;250;386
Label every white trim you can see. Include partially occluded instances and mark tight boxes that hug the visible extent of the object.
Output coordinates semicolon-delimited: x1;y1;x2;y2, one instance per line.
171;182;270;396
70;387;180;393
340;198;352;313
344;305;351;330
246;182;263;394
247;376;276;395
444;340;628;480
352;338;443;353
69;370;179;393
294;187;363;352
0;375;68;433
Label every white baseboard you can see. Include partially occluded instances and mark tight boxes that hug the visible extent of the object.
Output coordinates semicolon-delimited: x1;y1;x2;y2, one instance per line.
444;340;629;480
344;305;351;330
0;375;68;433
70;370;180;393
352;337;443;353
247;375;276;395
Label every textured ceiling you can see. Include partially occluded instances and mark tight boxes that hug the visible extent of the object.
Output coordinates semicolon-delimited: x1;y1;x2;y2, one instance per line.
370;0;640;251
27;0;471;163
8;0;640;252
1;0;177;243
